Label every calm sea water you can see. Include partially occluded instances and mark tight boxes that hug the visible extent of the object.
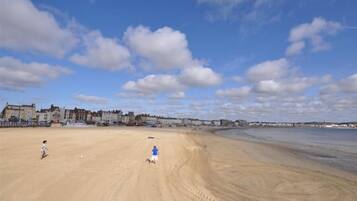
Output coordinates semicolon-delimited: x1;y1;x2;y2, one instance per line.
217;128;357;173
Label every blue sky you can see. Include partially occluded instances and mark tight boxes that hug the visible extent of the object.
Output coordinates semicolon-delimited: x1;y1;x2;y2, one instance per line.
0;0;356;122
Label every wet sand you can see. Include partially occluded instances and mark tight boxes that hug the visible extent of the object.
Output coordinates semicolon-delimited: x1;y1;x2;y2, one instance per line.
0;127;356;201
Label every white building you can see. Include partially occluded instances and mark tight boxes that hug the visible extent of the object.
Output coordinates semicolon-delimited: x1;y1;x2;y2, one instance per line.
183;118;192;126
49;105;61;123
158;118;183;126
100;110;122;124
63;109;76;123
1;103;36;122
202;120;212;126
36;111;50;123
91;113;102;123
138;115;158;125
36;105;62;123
212;120;221;126
191;119;203;126
59;107;66;123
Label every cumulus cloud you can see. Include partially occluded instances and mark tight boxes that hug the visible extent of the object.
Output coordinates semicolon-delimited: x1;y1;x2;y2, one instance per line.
284;77;317;93
122;74;185;95
215;58;325;98
0;56;71;90
216;86;251;98
318;95;357;114
286;17;342;56
253;77;316;94
179;66;222;87
120;71;356;122
124;26;193;70
285;41;305;56
213;64;355;121
254;80;281;94
246;58;290;82
320;73;357;95
339;74;357;93
74;94;109;104
70;31;131;70
169;91;186;99
122;65;221;97
0;0;77;57
211;91;356;122
122;25;221;96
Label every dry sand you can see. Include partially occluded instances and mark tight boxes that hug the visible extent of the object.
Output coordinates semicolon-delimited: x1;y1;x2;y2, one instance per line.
0;127;356;201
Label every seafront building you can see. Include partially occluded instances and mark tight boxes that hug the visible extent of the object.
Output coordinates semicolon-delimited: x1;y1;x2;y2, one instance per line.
1;103;356;128
157;117;183;127
98;110;123;124
135;114;159;126
37;105;66;124
1;103;36;122
0;103;243;127
0;103;253;128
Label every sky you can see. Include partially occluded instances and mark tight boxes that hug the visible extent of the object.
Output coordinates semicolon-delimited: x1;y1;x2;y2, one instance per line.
0;0;356;122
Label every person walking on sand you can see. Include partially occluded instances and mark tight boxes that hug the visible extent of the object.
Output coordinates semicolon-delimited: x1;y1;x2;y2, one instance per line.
150;145;159;164
41;140;48;159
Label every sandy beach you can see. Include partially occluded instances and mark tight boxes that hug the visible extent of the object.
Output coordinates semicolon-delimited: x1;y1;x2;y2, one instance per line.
1;127;357;201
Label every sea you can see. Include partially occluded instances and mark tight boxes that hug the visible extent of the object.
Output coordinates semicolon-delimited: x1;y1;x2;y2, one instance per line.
217;127;357;174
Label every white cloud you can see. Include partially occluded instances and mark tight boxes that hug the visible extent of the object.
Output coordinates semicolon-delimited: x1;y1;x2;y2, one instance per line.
216;86;251;98
169;91;186;99
289;17;342;42
179;66;222;87
321;73;357;94
122;74;184;95
74;94;109;104
254;80;281;94
122;25;221;93
339;74;357;93
285;41;305;56
319;95;357;113
119;81;356;121
122;65;221;97
283;77;316;93
0;0;77;57
286;17;342;55
0;56;71;90
120;71;355;122
124;26;193;70
210;91;357;122
246;58;290;82
254;77;316;94
245;58;331;95
70;31;131;70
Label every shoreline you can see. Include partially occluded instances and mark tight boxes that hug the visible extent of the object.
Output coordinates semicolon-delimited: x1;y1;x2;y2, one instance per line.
207;127;357;180
189;128;357;200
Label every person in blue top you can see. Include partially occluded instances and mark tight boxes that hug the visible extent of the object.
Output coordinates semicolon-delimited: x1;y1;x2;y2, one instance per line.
150;145;159;164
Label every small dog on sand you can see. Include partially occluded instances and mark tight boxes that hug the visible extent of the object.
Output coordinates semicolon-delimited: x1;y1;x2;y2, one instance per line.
146;158;155;164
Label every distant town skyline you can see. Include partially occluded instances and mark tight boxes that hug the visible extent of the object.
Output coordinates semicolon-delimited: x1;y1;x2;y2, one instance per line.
0;0;356;122
2;103;356;129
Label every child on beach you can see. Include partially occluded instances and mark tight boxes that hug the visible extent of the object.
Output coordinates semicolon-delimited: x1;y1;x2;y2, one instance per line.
41;140;48;159
150;145;159;164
